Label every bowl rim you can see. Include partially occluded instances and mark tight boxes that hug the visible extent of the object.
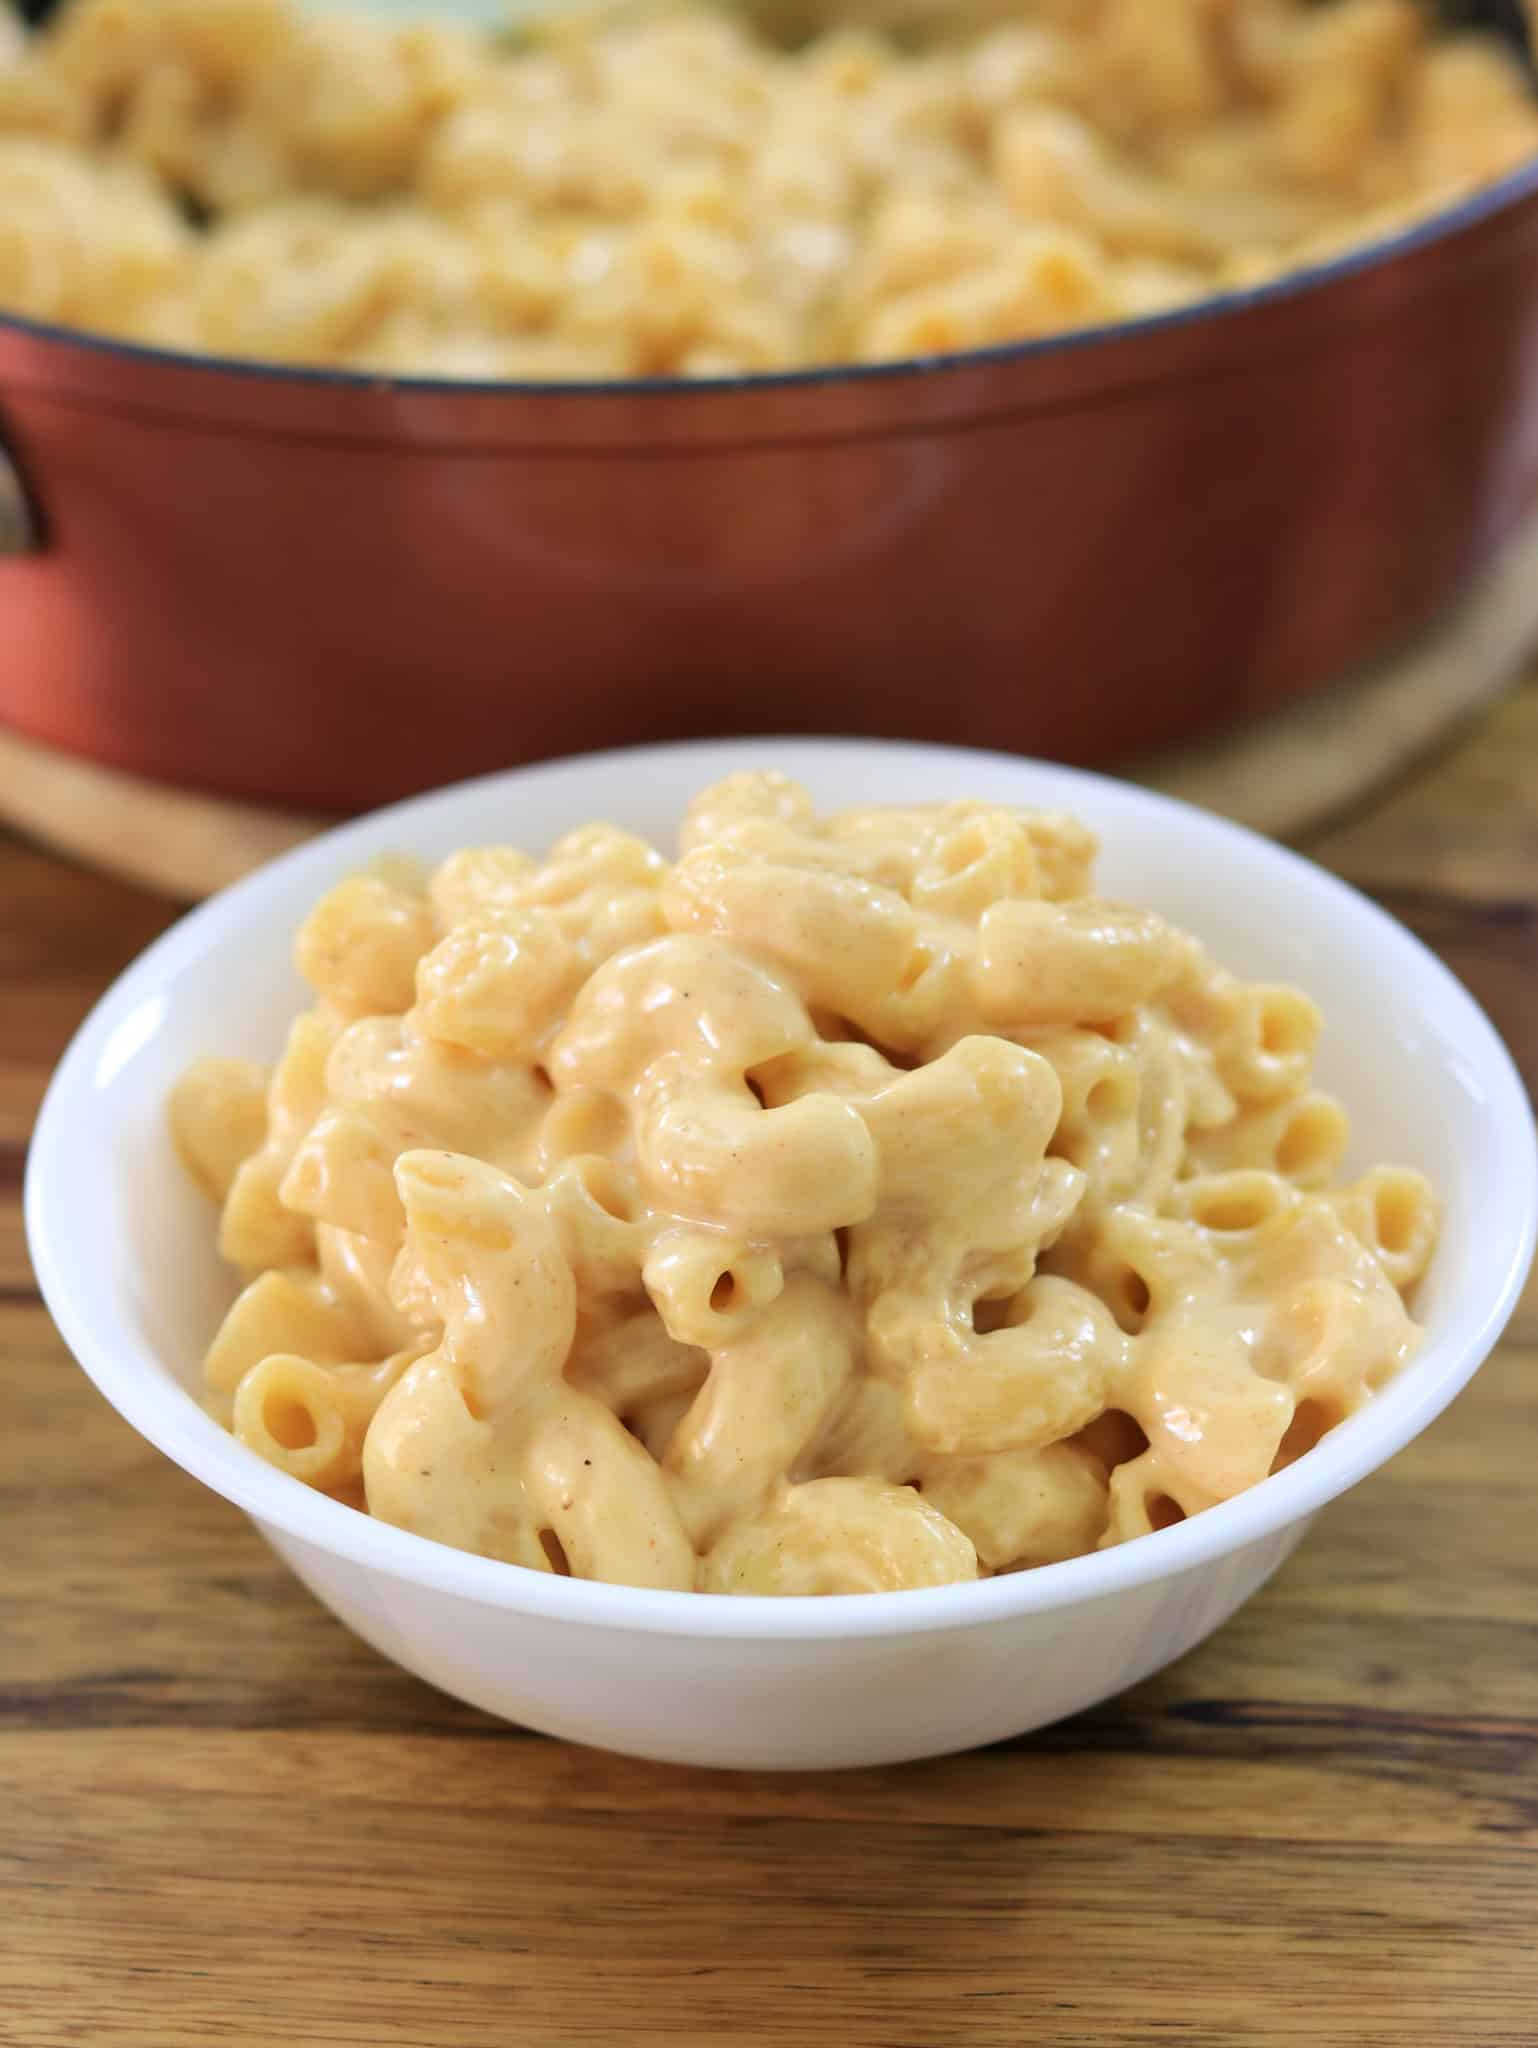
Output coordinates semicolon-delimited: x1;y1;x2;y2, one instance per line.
25;735;1538;1640
3;154;1538;402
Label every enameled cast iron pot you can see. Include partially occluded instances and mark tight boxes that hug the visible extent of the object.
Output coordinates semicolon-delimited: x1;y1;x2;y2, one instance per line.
5;157;1538;812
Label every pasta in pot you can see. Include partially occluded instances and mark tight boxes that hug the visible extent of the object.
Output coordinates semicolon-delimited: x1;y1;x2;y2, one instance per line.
2;0;1536;378
171;773;1438;1594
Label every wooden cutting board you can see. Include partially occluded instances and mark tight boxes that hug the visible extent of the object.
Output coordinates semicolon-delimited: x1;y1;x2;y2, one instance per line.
7;497;1538;899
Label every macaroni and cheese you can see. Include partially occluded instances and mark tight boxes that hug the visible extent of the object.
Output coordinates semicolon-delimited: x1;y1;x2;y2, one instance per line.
171;775;1437;1594
3;0;1536;377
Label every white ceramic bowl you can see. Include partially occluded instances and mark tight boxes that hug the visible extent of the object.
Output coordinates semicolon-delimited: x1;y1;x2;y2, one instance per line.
26;740;1537;1770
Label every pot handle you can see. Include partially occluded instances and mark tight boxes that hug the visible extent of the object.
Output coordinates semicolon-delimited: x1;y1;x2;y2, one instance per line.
1;427;39;555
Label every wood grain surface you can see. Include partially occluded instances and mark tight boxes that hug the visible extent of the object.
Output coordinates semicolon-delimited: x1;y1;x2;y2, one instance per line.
2;685;1536;2048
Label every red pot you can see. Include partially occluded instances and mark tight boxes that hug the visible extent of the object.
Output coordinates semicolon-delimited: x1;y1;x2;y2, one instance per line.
5;167;1538;814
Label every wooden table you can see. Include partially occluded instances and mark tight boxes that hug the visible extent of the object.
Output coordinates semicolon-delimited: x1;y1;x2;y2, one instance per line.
4;692;1535;2048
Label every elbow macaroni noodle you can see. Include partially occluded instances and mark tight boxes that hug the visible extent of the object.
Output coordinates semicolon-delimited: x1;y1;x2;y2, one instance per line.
2;0;1536;379
171;773;1438;1595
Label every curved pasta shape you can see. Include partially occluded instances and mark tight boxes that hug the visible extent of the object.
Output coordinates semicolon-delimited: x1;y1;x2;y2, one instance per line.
218;1009;337;1272
1096;1011;1191;1217
1167;1168;1300;1237
550;933;815;1092
1031;1029;1143;1215
1184;1088;1350;1188
909;810;1045;923
747;1039;896;1108
852;1038;1086;1404
542;1152;657;1298
293;875;436;1020
917;1440;1110;1571
1216;983;1323;1103
856;1033;1066;1215
1046;1204;1219;1334
823;803;1097;904
1262;1275;1420;1408
363;1353;544;1568
641;1228;786;1350
391;1149;575;1411
316;1223;428;1356
427;845;537;929
233;1346;420;1494
635;1060;878;1237
876;1275;1131;1456
531;1086;631;1178
1329;1166;1439;1294
798;1375;919;1487
520;1396;696;1590
678;772;815;856
1102;1448;1213;1547
234;1353;352;1489
169;1056;270;1205
280;1099;408;1242
701;1479;978;1595
1122;1311;1296;1500
205;1264;377;1398
552;934;881;1239
470;824;668;972
976;899;1194;1032
661;846;929;1052
565;1304;709;1419
326;1016;551;1168
362;1148;694;1587
281;1015;551;1239
666;1272;857;1548
413;908;578;1060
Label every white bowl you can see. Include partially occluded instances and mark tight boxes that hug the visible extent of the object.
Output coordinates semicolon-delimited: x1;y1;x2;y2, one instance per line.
26;739;1537;1770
